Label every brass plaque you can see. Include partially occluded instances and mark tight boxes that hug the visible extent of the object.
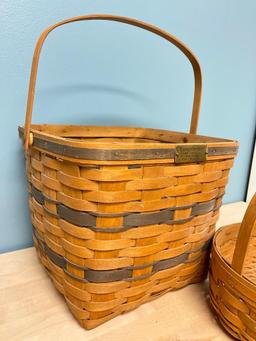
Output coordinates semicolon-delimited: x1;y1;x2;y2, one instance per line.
175;144;207;163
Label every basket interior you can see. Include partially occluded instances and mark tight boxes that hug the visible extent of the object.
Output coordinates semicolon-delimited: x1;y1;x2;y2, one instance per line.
216;224;256;284
65;137;168;143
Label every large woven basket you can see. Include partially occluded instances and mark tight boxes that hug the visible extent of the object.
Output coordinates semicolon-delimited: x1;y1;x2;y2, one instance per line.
209;194;256;340
19;14;238;329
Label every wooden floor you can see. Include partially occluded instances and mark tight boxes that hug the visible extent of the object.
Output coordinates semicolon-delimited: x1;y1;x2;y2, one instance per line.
0;202;248;341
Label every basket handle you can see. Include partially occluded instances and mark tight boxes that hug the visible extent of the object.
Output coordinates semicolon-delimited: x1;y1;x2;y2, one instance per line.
231;193;256;274
24;14;202;150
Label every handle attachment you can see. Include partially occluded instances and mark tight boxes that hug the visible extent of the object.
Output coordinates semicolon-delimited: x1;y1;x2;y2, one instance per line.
24;14;202;149
231;193;256;275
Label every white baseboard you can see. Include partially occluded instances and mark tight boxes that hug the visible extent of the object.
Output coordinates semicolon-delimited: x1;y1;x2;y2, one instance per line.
217;201;248;229
247;140;256;202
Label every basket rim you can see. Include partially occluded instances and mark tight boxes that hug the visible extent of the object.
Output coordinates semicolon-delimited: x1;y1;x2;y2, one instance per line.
212;223;256;292
18;125;239;162
19;125;238;148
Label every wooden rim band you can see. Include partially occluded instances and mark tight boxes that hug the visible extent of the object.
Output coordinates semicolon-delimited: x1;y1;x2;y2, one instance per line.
20;130;238;160
23;14;203;149
31;185;221;232
34;229;211;283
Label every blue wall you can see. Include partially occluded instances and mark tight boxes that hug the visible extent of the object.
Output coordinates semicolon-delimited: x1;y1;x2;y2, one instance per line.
1;1;256;253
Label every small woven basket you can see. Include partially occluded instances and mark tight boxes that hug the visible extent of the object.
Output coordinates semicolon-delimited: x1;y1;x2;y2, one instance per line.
209;194;256;340
19;14;238;329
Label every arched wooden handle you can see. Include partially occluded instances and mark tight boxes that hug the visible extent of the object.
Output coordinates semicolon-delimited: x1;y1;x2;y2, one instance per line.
231;193;256;274
24;14;202;150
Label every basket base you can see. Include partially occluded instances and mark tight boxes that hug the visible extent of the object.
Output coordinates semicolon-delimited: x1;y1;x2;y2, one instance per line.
34;238;209;329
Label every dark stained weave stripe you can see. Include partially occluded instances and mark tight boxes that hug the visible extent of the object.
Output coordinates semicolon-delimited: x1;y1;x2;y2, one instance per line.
153;253;187;272
19;129;238;160
192;198;216;215
124;209;174;227
31;186;44;205
86;268;133;283
30;185;220;231
33;230;212;283
45;244;66;268
57;204;96;227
